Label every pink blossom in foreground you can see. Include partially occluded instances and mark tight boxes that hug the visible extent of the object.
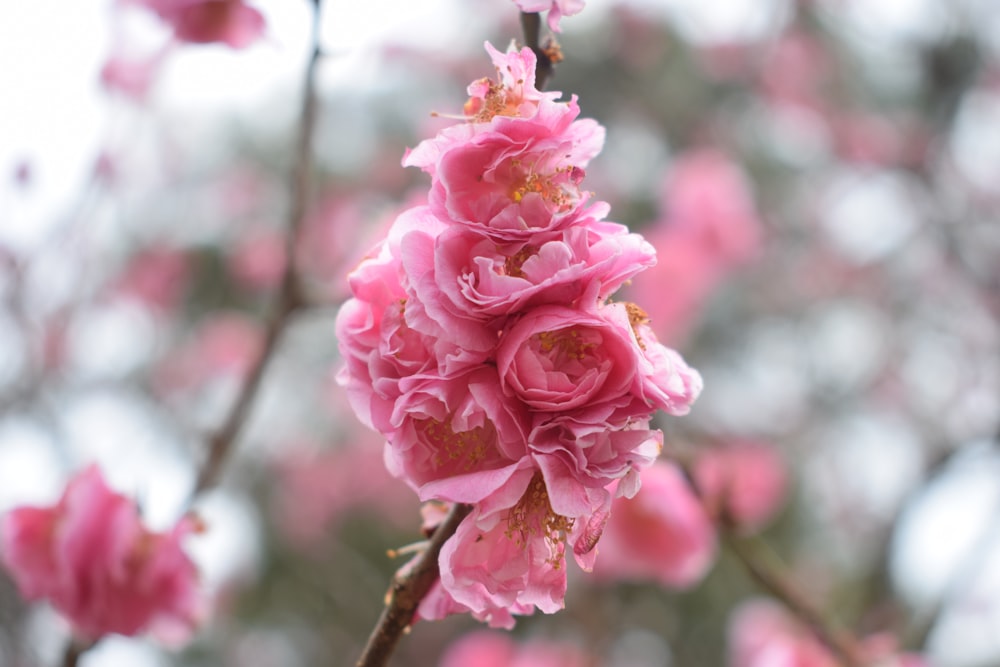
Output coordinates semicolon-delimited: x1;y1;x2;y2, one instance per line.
0;465;203;642
336;42;701;626
692;440;788;531
590;461;716;588
440;630;590;667
511;0;586;33
130;0;266;48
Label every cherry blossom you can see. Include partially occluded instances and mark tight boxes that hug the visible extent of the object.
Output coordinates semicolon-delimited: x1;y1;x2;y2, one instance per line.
0;465;203;643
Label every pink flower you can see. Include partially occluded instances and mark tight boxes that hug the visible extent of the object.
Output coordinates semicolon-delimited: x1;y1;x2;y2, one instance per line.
441;631;590;667
590;461;716;588
131;0;266;49
496;304;642;413
434;470;609;622
384;366;531;501
404;45;605;241
496;303;700;418
511;0;586;33
0;465;203;642
410;117;604;240
692;440;788;531
400;218;656;352
462;43;563;122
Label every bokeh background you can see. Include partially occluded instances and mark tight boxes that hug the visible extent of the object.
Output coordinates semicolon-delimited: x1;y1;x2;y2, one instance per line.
2;0;1000;665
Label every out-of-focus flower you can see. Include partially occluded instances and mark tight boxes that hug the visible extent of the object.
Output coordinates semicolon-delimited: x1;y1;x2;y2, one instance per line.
510;0;586;33
692;440;788;532
0;465;203;643
154;312;262;393
440;630;591;667
129;0;266;49
591;461;716;588
729;599;927;667
226;228;287;292
111;245;191;314
626;149;761;344
100;48;168;102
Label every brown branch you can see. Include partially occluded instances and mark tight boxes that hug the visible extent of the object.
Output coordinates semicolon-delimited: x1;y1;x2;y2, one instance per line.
193;0;323;495
725;531;868;667
520;12;556;90
59;638;94;667
355;503;473;667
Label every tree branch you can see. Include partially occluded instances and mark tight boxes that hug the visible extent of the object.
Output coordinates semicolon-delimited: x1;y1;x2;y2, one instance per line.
194;0;323;495
725;531;868;666
355;503;473;667
520;12;556;90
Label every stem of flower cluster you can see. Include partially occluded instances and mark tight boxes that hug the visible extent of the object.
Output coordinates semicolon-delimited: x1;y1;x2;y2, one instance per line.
193;0;322;496
520;12;555;90
355;503;473;667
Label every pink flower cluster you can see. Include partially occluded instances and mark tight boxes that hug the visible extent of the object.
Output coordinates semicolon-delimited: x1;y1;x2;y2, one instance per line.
0;466;203;643
335;42;702;627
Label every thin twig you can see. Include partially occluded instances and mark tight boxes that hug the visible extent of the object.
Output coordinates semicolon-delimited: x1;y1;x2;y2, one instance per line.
59;638;93;667
193;0;323;495
355;503;473;667
725;532;867;666
520;12;555;90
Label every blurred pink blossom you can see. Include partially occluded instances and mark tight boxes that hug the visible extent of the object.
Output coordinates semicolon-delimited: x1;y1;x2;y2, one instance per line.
510;0;585;33
100;48;168;102
692;440;788;531
111;245;190;314
226;228;287;292
0;465;203;643
440;630;591;667
270;439;419;549
591;461;716;588
130;0;266;48
625;149;761;344
729;600;927;667
155;312;262;393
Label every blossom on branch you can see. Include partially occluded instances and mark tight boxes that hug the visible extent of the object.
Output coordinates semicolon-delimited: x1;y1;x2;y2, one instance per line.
335;41;701;626
0;465;204;643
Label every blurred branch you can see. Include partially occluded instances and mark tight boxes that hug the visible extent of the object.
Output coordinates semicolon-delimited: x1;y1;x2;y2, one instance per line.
725;531;868;666
193;0;323;495
520;12;557;90
355;503;472;667
59;638;94;667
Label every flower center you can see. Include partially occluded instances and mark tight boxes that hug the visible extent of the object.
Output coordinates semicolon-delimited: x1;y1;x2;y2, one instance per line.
423;418;493;471
507;164;582;212
534;328;598;362
505;474;574;567
501;245;539;278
